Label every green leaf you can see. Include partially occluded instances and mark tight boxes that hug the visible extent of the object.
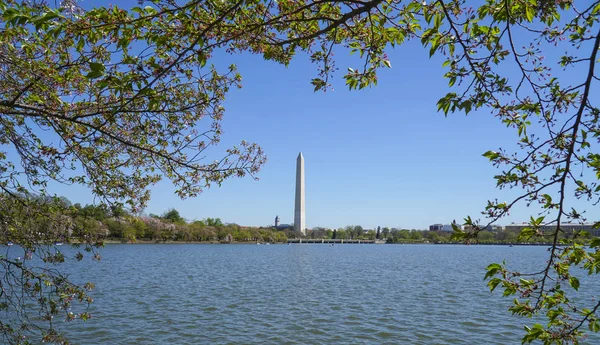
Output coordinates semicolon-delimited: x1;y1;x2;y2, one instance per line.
89;62;105;72
590;319;600;332
86;62;105;79
434;13;442;29
519;278;533;287
485;263;502;280
32;11;59;30
311;78;326;91
86;70;103;79
483;151;500;161
569;276;580;291
518;227;535;240
525;6;535;22
488;277;502;291
144;6;157;14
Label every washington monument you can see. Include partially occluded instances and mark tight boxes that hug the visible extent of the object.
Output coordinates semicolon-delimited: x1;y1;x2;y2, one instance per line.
294;152;306;235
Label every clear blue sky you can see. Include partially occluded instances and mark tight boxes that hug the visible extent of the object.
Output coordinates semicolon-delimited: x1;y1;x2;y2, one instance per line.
40;2;600;229
53;43;540;229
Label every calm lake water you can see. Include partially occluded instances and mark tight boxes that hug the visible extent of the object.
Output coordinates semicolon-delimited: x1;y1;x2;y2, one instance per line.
13;244;600;344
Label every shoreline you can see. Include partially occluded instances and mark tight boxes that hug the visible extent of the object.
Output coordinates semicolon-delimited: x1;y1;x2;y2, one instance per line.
95;240;555;246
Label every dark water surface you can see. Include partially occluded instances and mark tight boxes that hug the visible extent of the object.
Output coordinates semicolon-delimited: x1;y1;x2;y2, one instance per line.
30;244;600;344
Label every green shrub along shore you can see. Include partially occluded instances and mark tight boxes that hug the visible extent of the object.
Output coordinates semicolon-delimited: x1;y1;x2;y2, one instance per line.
67;203;292;244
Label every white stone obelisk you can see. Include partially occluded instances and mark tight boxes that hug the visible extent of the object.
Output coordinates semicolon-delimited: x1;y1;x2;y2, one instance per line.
294;152;306;235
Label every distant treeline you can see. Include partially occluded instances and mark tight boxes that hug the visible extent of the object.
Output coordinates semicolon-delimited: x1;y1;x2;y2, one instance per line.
2;195;590;245
69;203;293;243
381;228;592;244
296;226;590;244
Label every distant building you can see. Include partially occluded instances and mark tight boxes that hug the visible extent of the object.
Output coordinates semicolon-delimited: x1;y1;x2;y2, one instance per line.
275;215;280;227
429;224;444;231
505;223;599;236
275;224;293;231
429;224;457;232
429;223;502;232
461;224;501;232
442;224;455;232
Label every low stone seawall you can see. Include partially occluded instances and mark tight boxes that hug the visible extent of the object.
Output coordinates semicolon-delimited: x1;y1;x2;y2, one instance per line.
287;239;385;244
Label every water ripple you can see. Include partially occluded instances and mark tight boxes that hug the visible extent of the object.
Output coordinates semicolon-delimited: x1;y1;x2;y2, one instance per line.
53;244;600;344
